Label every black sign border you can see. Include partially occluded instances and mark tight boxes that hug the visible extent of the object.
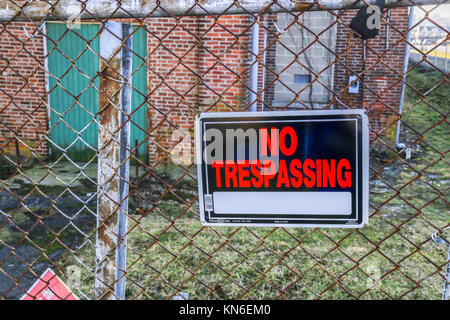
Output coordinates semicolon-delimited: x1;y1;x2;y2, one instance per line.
196;110;369;228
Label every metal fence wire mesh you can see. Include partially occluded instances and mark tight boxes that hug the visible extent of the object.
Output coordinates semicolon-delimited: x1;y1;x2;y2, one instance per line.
0;0;448;300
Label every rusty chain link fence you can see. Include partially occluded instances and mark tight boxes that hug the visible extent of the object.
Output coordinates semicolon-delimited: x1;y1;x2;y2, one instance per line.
0;0;448;300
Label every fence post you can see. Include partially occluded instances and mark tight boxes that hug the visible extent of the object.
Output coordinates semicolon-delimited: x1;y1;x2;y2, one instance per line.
432;228;450;300
95;21;131;300
444;246;450;300
116;23;132;300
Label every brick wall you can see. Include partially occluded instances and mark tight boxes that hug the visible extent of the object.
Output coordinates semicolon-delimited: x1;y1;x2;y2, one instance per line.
333;8;409;142
146;15;249;163
0;9;409;162
197;15;248;114
146;16;201;164
0;22;47;158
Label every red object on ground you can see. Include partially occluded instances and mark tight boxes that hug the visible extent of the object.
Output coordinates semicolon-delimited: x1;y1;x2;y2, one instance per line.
21;268;78;300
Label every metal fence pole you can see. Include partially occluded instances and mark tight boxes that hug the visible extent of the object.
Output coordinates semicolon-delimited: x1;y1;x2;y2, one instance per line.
95;21;131;300
116;23;132;300
443;246;450;300
1;0;449;21
249;16;260;111
432;228;450;300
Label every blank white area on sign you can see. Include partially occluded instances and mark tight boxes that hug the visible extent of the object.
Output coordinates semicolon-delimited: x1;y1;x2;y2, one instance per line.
212;191;352;215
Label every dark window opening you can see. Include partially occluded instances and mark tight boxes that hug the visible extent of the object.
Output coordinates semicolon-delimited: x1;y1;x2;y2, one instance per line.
294;74;311;84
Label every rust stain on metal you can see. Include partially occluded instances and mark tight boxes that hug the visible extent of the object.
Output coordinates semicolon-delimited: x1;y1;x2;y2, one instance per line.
28;2;51;14
293;1;315;11
96;38;122;299
99;58;121;127
0;2;19;19
97;213;118;246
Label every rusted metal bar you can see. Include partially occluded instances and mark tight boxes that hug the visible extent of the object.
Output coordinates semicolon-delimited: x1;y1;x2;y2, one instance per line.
1;0;449;22
95;20;131;300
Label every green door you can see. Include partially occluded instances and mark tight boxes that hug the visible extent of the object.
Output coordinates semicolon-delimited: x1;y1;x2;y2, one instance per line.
47;23;148;162
130;25;148;164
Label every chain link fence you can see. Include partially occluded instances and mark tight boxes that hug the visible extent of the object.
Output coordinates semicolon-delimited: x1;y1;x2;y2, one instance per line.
0;0;448;300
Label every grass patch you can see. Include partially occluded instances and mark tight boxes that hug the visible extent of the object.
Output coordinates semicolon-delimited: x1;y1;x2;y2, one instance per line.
402;63;449;172
69;197;447;299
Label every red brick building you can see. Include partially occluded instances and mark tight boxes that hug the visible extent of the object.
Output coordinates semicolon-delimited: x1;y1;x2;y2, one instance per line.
0;8;409;162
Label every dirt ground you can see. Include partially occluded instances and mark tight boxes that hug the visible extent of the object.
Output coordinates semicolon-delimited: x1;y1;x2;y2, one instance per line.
0;147;447;299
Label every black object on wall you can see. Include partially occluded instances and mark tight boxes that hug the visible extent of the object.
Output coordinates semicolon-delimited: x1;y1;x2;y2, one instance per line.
350;0;386;40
